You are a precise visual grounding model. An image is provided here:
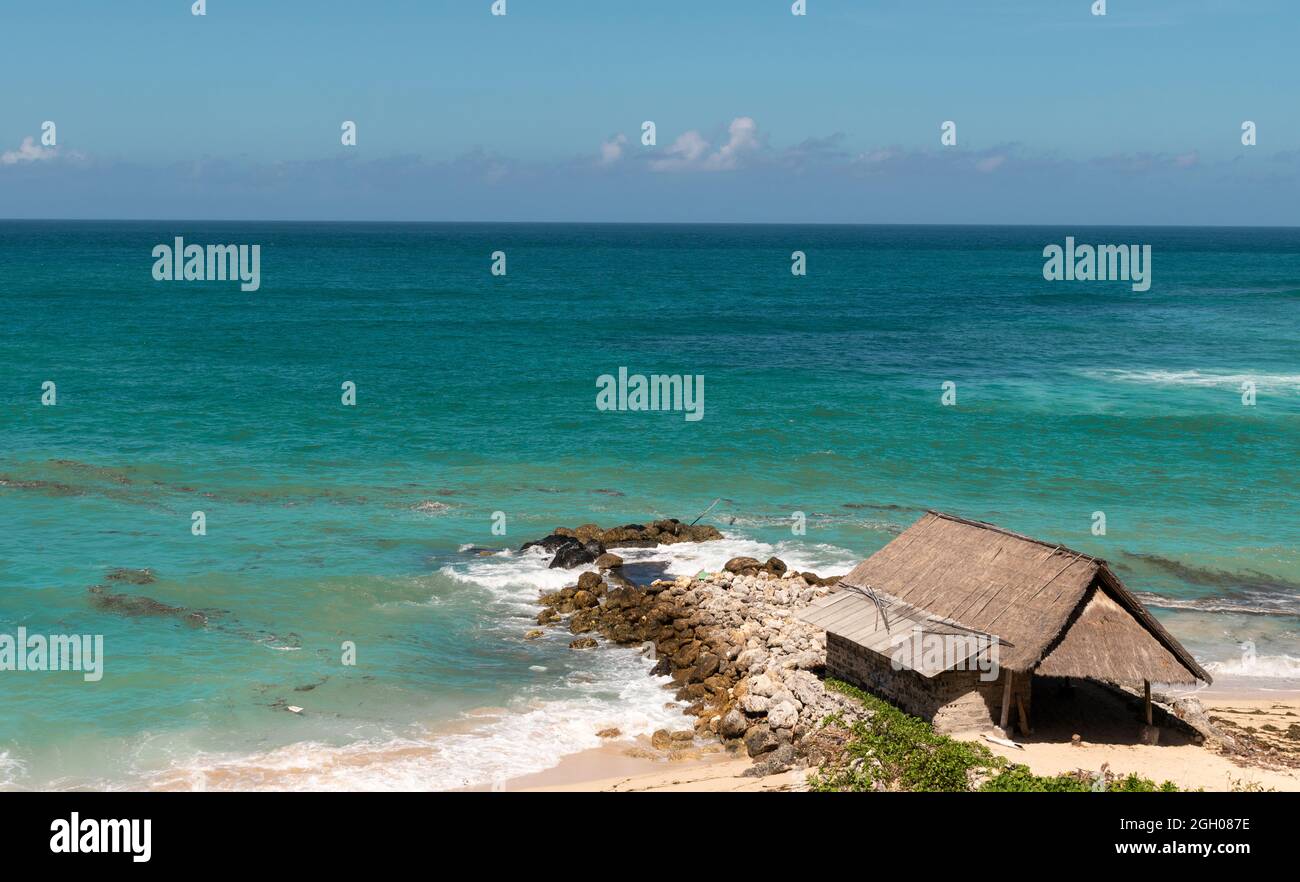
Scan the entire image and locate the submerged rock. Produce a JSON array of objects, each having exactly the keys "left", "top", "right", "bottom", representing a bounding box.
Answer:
[
  {"left": 104, "top": 567, "right": 157, "bottom": 585},
  {"left": 88, "top": 585, "right": 207, "bottom": 627}
]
